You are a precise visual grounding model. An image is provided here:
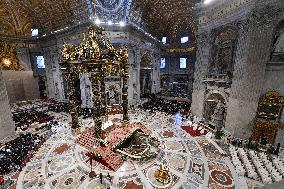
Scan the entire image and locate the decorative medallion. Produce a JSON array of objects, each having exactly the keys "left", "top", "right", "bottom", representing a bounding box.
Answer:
[
  {"left": 53, "top": 144, "right": 70, "bottom": 155},
  {"left": 64, "top": 177, "right": 73, "bottom": 186},
  {"left": 162, "top": 130, "right": 175, "bottom": 138},
  {"left": 210, "top": 170, "right": 233, "bottom": 187},
  {"left": 97, "top": 0, "right": 124, "bottom": 11},
  {"left": 123, "top": 180, "right": 143, "bottom": 189}
]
